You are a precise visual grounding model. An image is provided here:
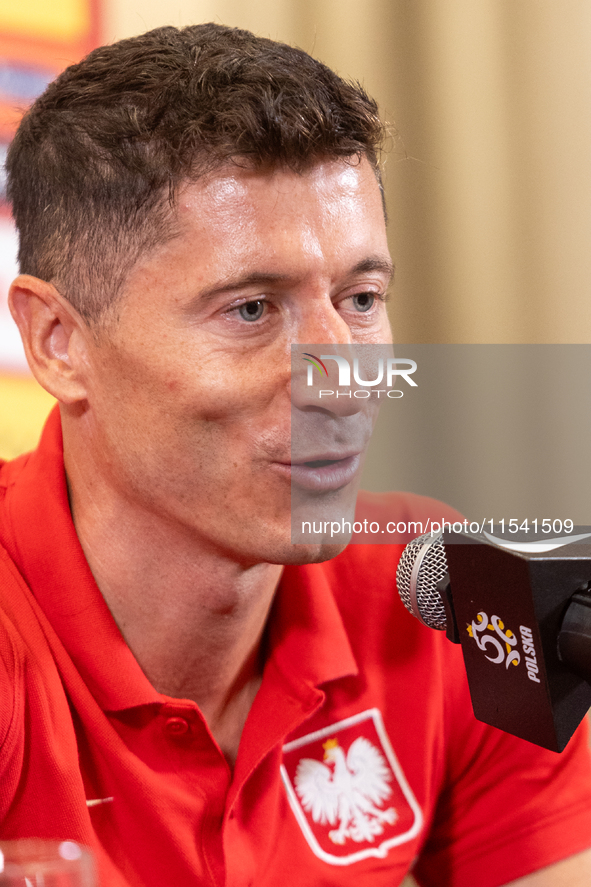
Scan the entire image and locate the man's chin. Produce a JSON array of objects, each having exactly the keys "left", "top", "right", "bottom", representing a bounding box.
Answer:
[{"left": 270, "top": 539, "right": 350, "bottom": 566}]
